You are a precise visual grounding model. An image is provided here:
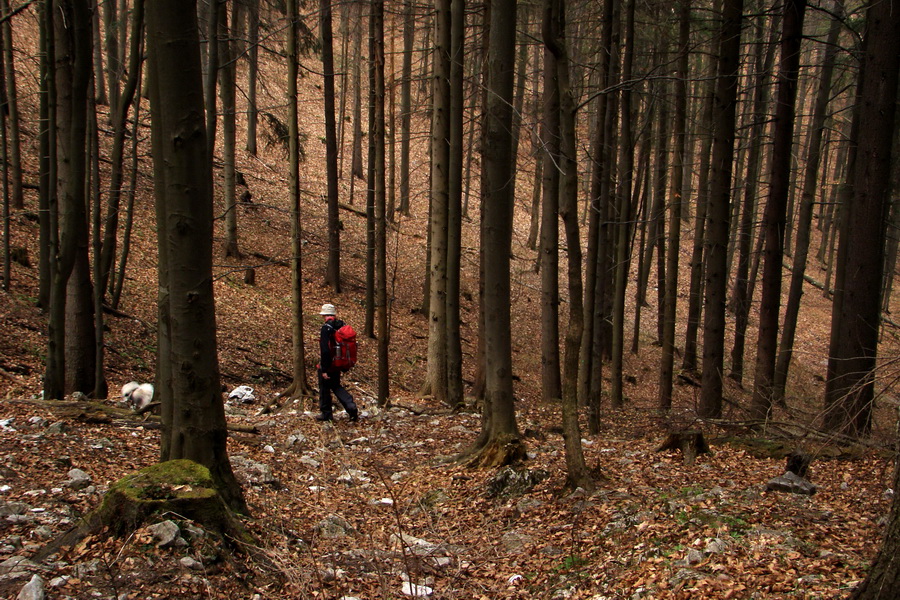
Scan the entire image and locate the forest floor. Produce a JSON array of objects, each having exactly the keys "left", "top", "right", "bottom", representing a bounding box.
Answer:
[{"left": 0, "top": 5, "right": 898, "bottom": 597}]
